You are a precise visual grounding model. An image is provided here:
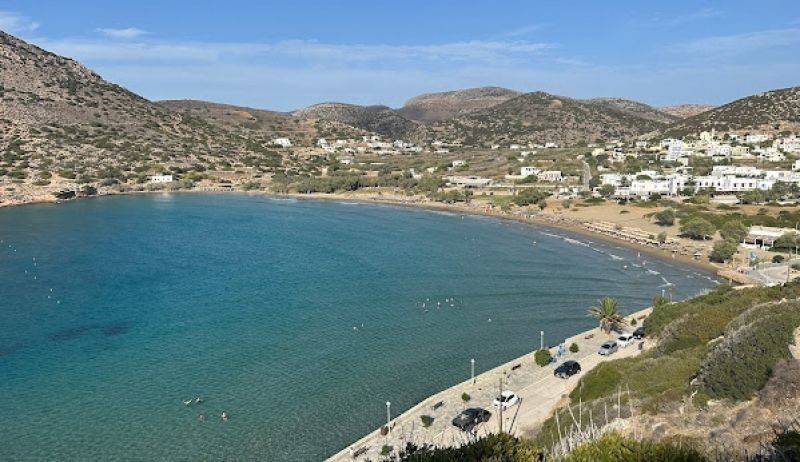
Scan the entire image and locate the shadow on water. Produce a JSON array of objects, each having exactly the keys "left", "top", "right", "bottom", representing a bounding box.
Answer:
[{"left": 48, "top": 320, "right": 134, "bottom": 342}]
